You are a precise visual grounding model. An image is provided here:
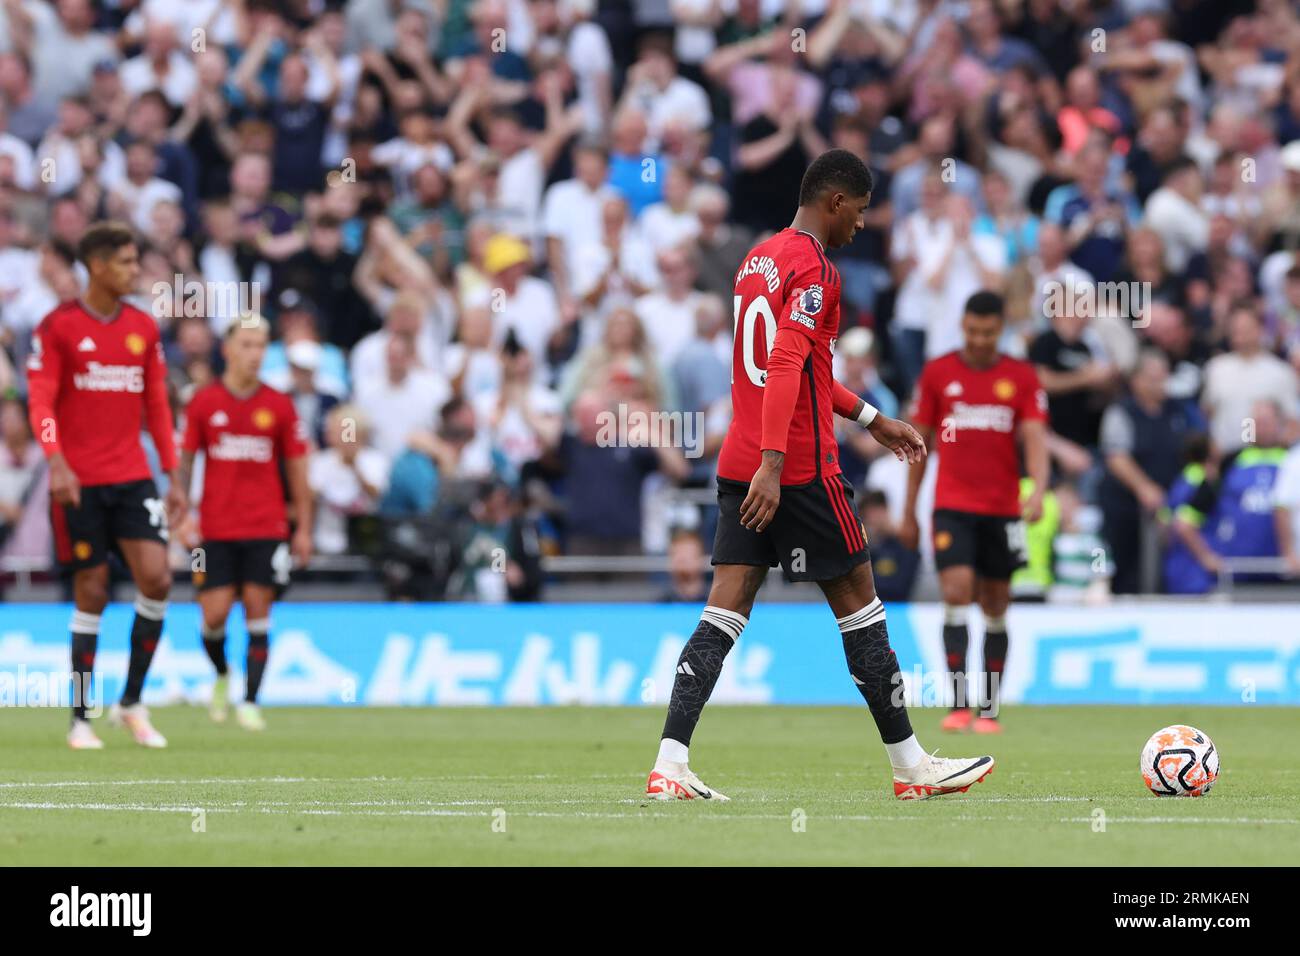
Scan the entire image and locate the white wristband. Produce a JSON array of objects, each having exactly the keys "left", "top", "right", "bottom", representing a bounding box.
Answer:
[{"left": 856, "top": 402, "right": 879, "bottom": 427}]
